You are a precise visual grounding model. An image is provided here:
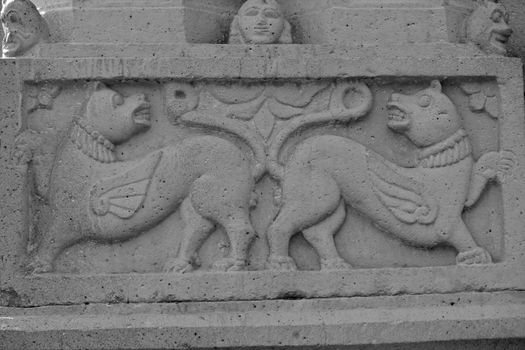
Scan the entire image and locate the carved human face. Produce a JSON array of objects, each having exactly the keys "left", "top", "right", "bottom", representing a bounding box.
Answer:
[
  {"left": 1, "top": 0, "right": 48, "bottom": 57},
  {"left": 86, "top": 83, "right": 152, "bottom": 144},
  {"left": 466, "top": 0, "right": 512, "bottom": 55},
  {"left": 238, "top": 0, "right": 285, "bottom": 44},
  {"left": 387, "top": 81, "right": 462, "bottom": 147}
]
